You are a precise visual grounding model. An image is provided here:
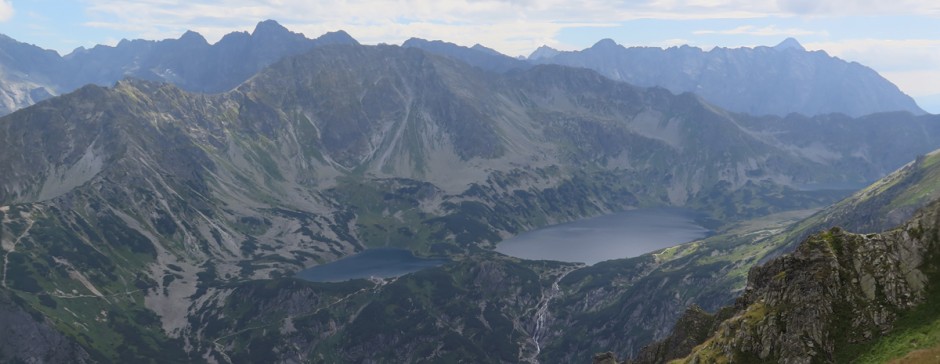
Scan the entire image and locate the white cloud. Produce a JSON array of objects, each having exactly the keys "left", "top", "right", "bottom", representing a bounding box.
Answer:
[
  {"left": 78, "top": 1, "right": 940, "bottom": 55},
  {"left": 774, "top": 0, "right": 940, "bottom": 16},
  {"left": 805, "top": 39, "right": 940, "bottom": 97},
  {"left": 81, "top": 0, "right": 639, "bottom": 55},
  {"left": 883, "top": 70, "right": 940, "bottom": 98},
  {"left": 805, "top": 39, "right": 940, "bottom": 73},
  {"left": 0, "top": 0, "right": 13, "bottom": 22},
  {"left": 694, "top": 25, "right": 825, "bottom": 36},
  {"left": 77, "top": 1, "right": 940, "bottom": 56},
  {"left": 659, "top": 38, "right": 695, "bottom": 48}
]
